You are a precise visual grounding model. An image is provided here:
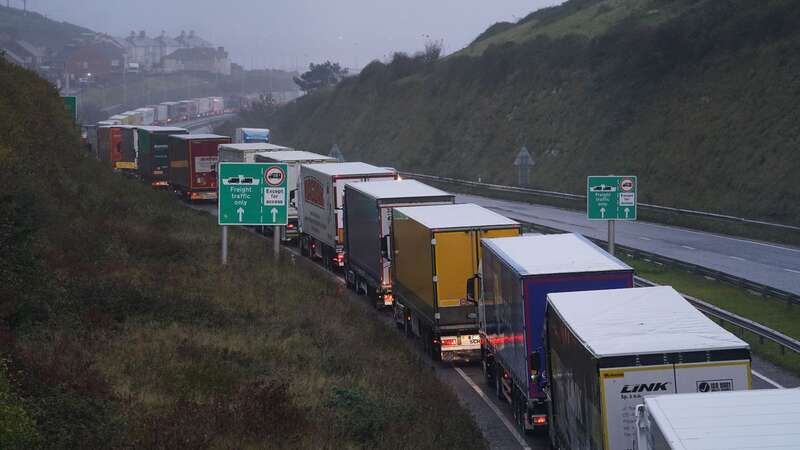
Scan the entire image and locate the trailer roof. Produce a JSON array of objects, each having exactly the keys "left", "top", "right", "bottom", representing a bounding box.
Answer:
[
  {"left": 218, "top": 143, "right": 292, "bottom": 151},
  {"left": 642, "top": 389, "right": 800, "bottom": 450},
  {"left": 548, "top": 286, "right": 748, "bottom": 357},
  {"left": 171, "top": 134, "right": 229, "bottom": 140},
  {"left": 483, "top": 233, "right": 631, "bottom": 276},
  {"left": 394, "top": 203, "right": 519, "bottom": 230},
  {"left": 255, "top": 150, "right": 335, "bottom": 162},
  {"left": 346, "top": 179, "right": 451, "bottom": 200},
  {"left": 302, "top": 162, "right": 396, "bottom": 177},
  {"left": 137, "top": 126, "right": 187, "bottom": 132}
]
